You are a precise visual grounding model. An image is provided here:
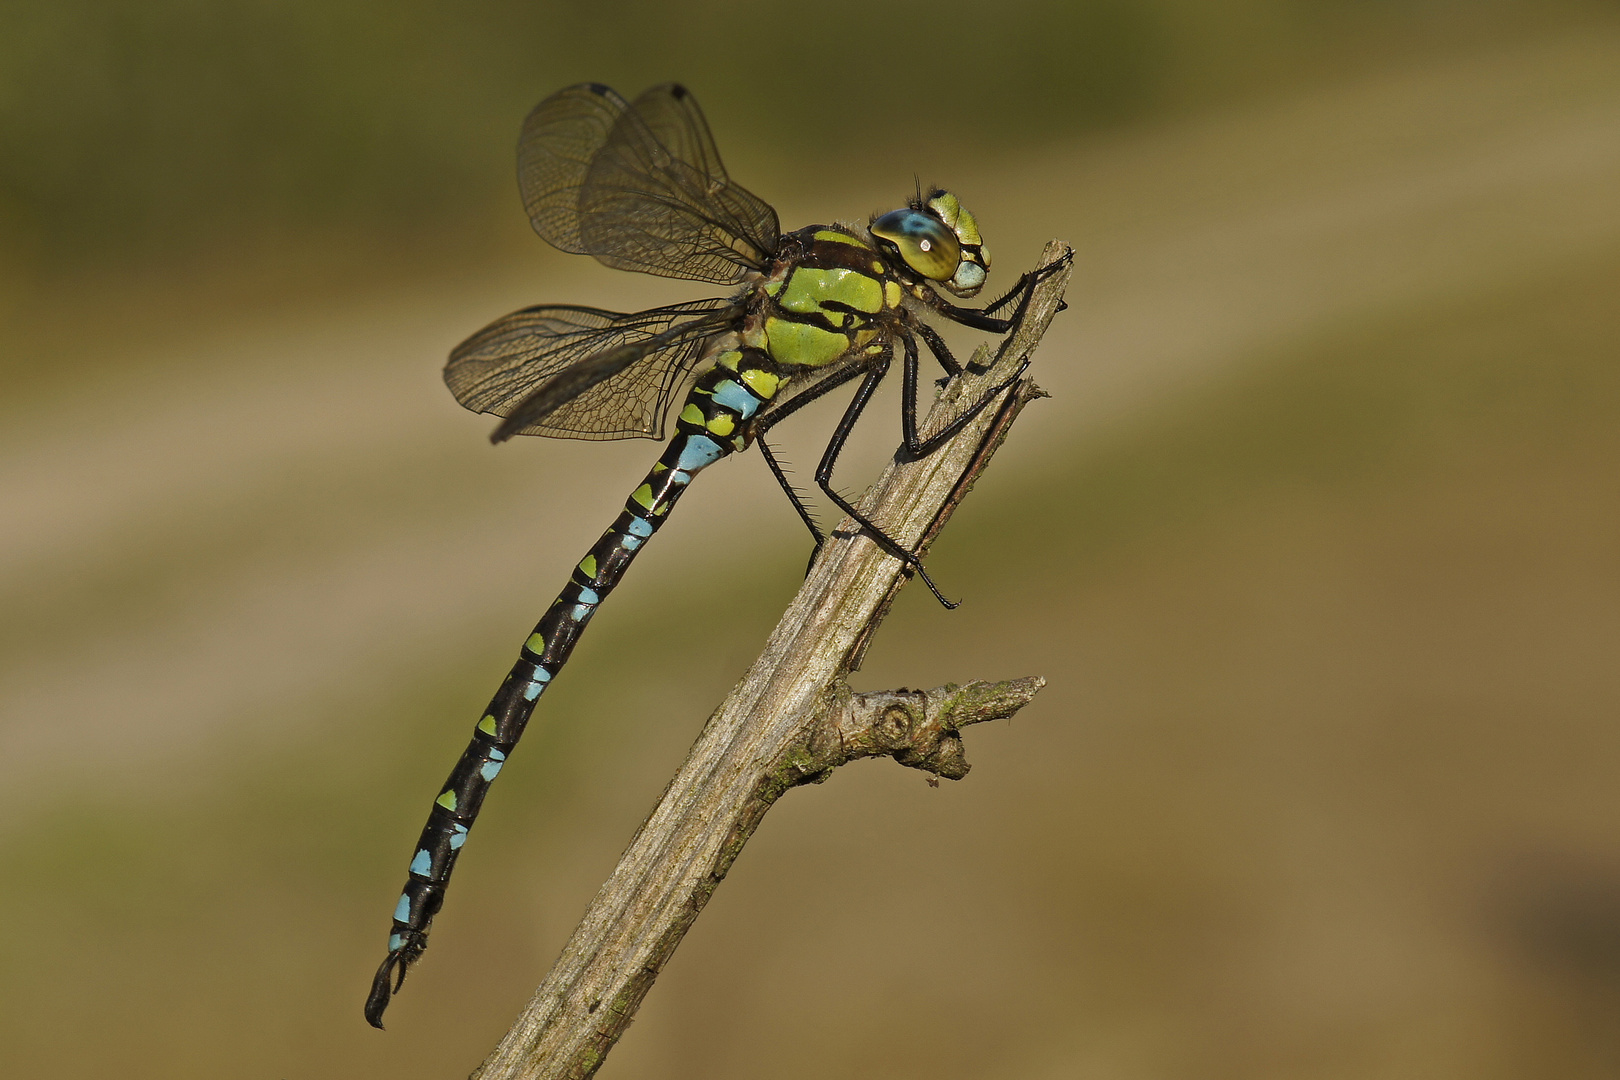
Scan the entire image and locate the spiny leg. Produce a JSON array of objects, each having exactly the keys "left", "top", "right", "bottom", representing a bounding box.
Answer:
[
  {"left": 809, "top": 348, "right": 960, "bottom": 608},
  {"left": 909, "top": 319, "right": 965, "bottom": 378},
  {"left": 983, "top": 248, "right": 1074, "bottom": 315},
  {"left": 751, "top": 358, "right": 877, "bottom": 552},
  {"left": 978, "top": 264, "right": 1048, "bottom": 317},
  {"left": 898, "top": 328, "right": 1033, "bottom": 458},
  {"left": 757, "top": 436, "right": 822, "bottom": 551},
  {"left": 909, "top": 316, "right": 1034, "bottom": 390},
  {"left": 758, "top": 337, "right": 1034, "bottom": 603},
  {"left": 921, "top": 247, "right": 1073, "bottom": 335}
]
